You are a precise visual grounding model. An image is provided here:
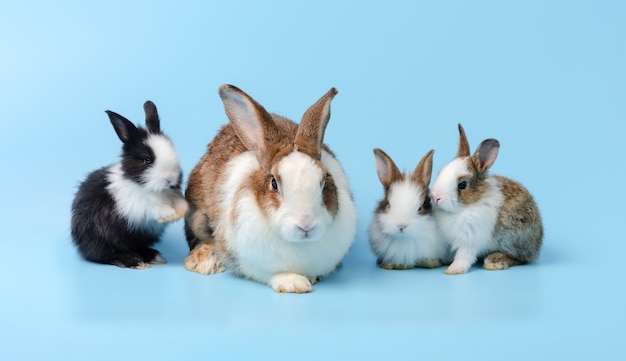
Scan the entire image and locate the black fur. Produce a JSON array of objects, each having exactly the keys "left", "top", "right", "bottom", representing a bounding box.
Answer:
[
  {"left": 70, "top": 103, "right": 171, "bottom": 268},
  {"left": 71, "top": 167, "right": 165, "bottom": 267}
]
